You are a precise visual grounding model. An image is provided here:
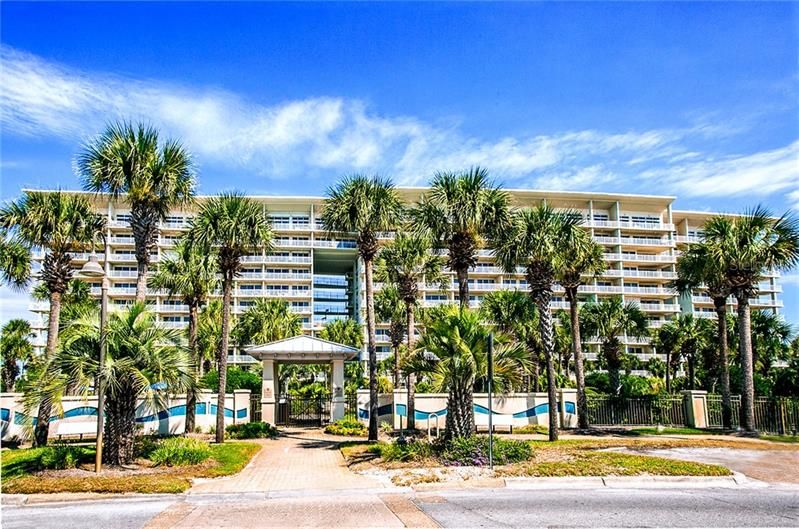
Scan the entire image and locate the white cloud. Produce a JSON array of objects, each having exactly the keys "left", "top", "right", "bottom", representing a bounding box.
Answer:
[{"left": 1, "top": 44, "right": 797, "bottom": 204}]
